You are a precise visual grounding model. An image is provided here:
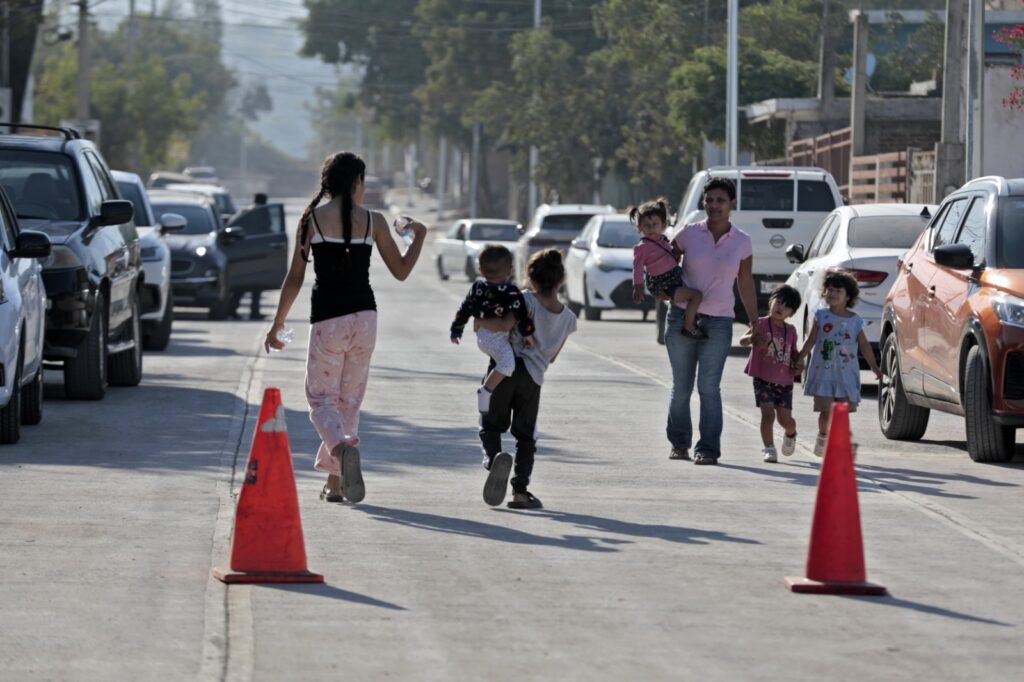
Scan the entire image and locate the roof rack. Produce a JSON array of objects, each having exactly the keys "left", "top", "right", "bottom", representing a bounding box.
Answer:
[{"left": 0, "top": 123, "right": 81, "bottom": 141}]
